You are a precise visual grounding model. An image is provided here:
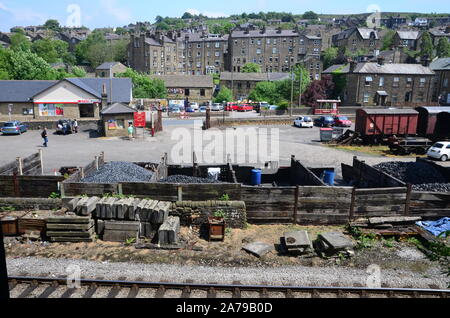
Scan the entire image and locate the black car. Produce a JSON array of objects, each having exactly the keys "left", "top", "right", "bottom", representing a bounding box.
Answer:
[
  {"left": 314, "top": 116, "right": 335, "bottom": 128},
  {"left": 56, "top": 119, "right": 74, "bottom": 135}
]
